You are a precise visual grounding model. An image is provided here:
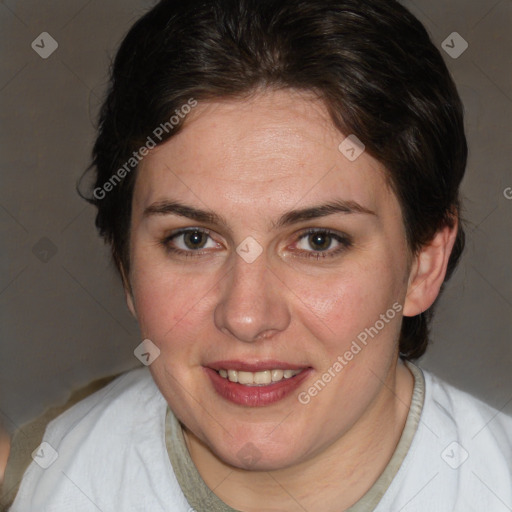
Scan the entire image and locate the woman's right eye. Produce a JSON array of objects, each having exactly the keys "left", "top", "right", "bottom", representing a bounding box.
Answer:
[{"left": 162, "top": 228, "right": 221, "bottom": 257}]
